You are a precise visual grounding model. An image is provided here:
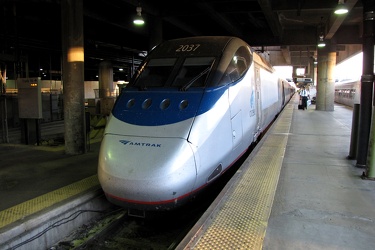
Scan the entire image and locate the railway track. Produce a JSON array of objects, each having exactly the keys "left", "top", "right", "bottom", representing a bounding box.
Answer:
[{"left": 51, "top": 200, "right": 208, "bottom": 250}]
